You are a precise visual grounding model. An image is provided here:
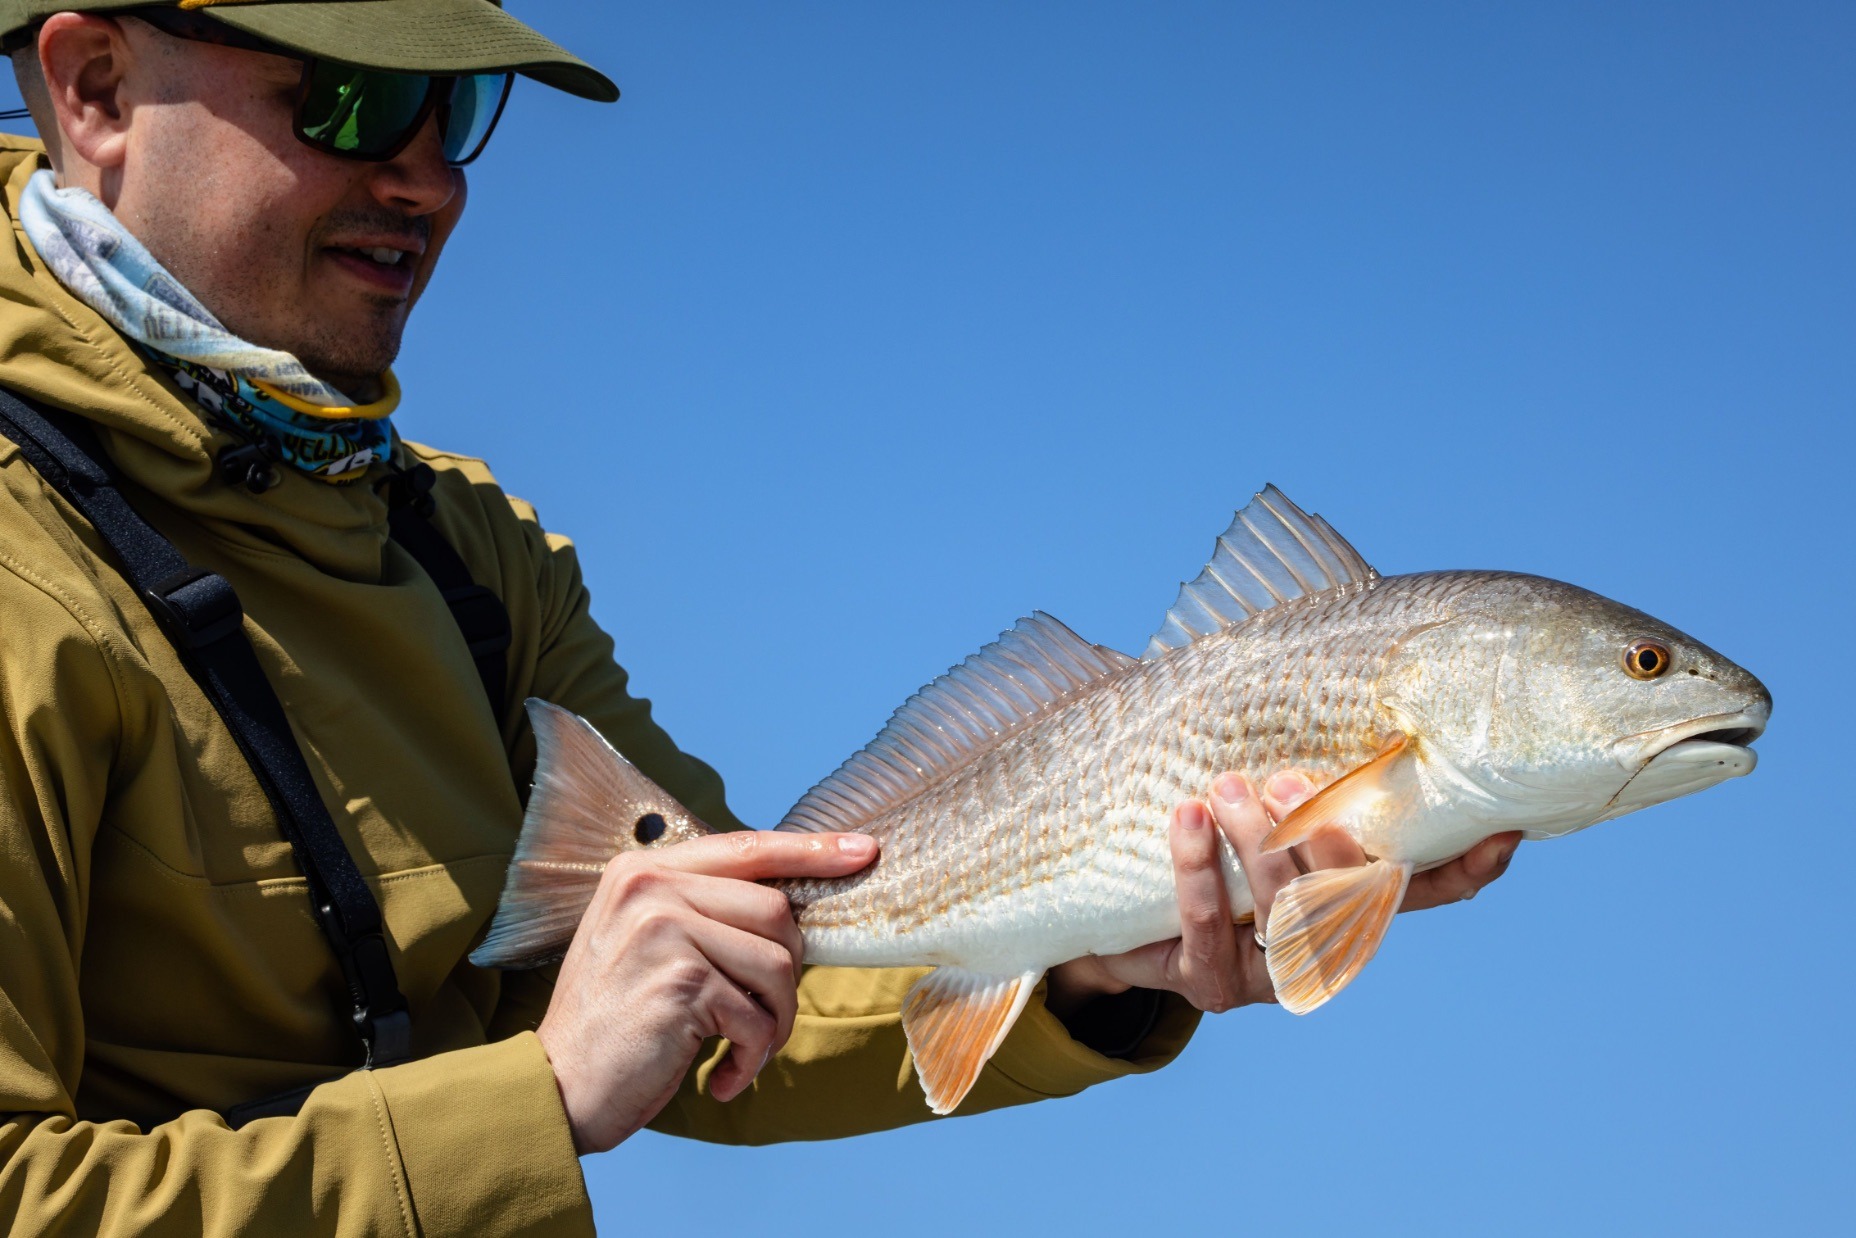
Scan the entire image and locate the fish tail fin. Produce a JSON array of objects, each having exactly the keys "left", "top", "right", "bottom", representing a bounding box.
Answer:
[{"left": 471, "top": 699, "right": 715, "bottom": 970}]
